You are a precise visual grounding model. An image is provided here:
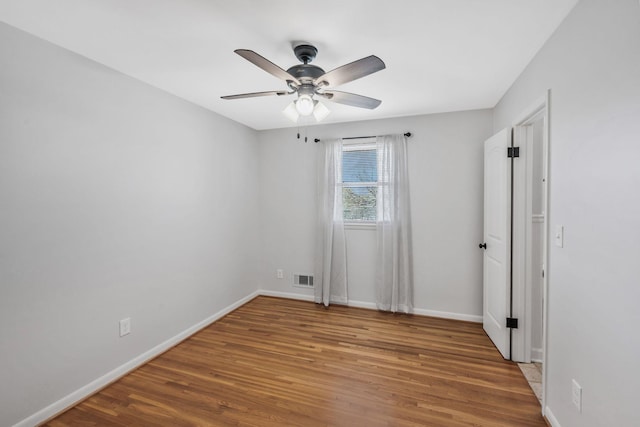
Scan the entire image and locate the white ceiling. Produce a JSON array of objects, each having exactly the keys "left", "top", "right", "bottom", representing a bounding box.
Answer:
[{"left": 0, "top": 0, "right": 578, "bottom": 130}]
